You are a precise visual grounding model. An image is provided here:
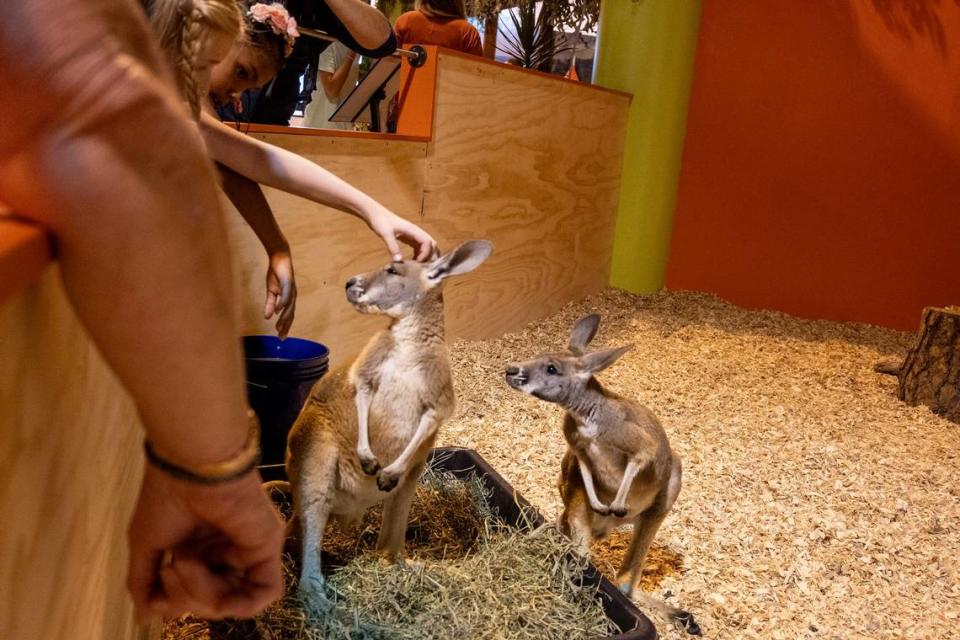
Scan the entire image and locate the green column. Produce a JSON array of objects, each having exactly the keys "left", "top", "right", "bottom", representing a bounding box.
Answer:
[{"left": 594, "top": 0, "right": 702, "bottom": 292}]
